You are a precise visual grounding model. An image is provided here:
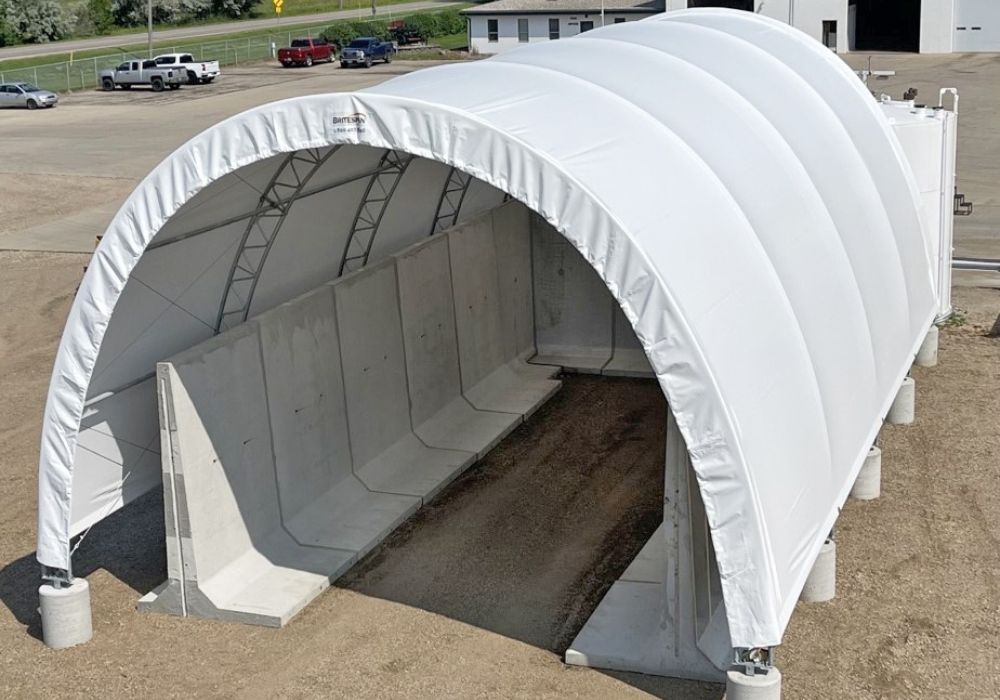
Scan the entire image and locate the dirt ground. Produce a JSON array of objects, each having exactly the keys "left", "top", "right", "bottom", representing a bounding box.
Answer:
[
  {"left": 2, "top": 51, "right": 1000, "bottom": 699},
  {"left": 0, "top": 255, "right": 998, "bottom": 699}
]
